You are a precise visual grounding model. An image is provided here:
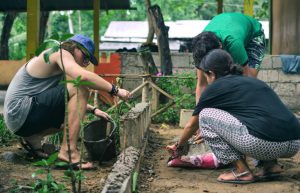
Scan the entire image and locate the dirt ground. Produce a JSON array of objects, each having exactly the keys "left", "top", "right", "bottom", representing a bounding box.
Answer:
[
  {"left": 1, "top": 124, "right": 300, "bottom": 193},
  {"left": 0, "top": 142, "right": 114, "bottom": 193},
  {"left": 139, "top": 124, "right": 300, "bottom": 193}
]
